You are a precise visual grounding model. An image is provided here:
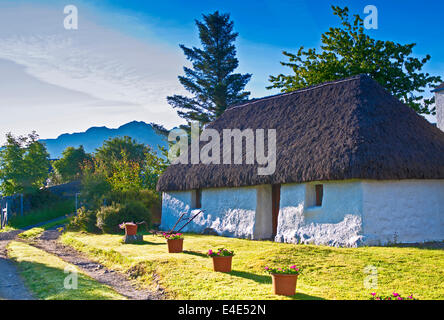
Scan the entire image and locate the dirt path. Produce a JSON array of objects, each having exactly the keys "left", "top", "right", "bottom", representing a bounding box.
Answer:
[
  {"left": 30, "top": 230, "right": 164, "bottom": 300},
  {"left": 0, "top": 230, "right": 34, "bottom": 300}
]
